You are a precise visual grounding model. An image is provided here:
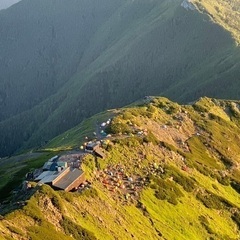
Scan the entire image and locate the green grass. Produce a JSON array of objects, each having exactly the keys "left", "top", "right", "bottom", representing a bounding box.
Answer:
[
  {"left": 0, "top": 152, "right": 56, "bottom": 201},
  {"left": 60, "top": 216, "right": 96, "bottom": 240},
  {"left": 1, "top": 97, "right": 240, "bottom": 239},
  {"left": 186, "top": 136, "right": 223, "bottom": 169},
  {"left": 193, "top": 0, "right": 240, "bottom": 44},
  {"left": 45, "top": 110, "right": 115, "bottom": 150},
  {"left": 141, "top": 188, "right": 238, "bottom": 240}
]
